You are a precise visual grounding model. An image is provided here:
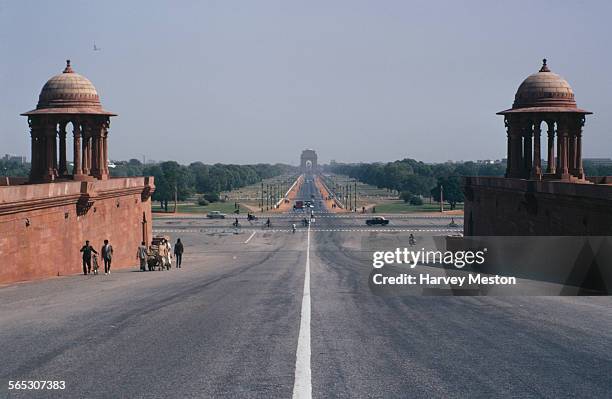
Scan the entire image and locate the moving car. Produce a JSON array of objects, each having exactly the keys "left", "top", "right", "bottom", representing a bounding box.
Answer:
[
  {"left": 206, "top": 211, "right": 226, "bottom": 219},
  {"left": 366, "top": 216, "right": 389, "bottom": 226},
  {"left": 294, "top": 200, "right": 304, "bottom": 210}
]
